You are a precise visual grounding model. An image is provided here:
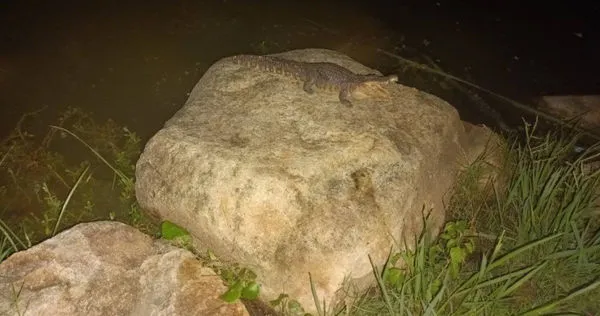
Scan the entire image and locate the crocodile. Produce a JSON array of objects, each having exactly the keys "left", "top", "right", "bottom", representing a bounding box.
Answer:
[{"left": 230, "top": 54, "right": 398, "bottom": 106}]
